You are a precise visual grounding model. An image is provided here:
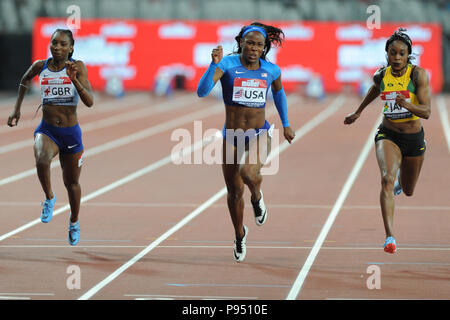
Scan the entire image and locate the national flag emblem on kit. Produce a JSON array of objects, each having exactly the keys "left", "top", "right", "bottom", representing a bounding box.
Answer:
[
  {"left": 380, "top": 90, "right": 412, "bottom": 119},
  {"left": 232, "top": 78, "right": 267, "bottom": 107}
]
